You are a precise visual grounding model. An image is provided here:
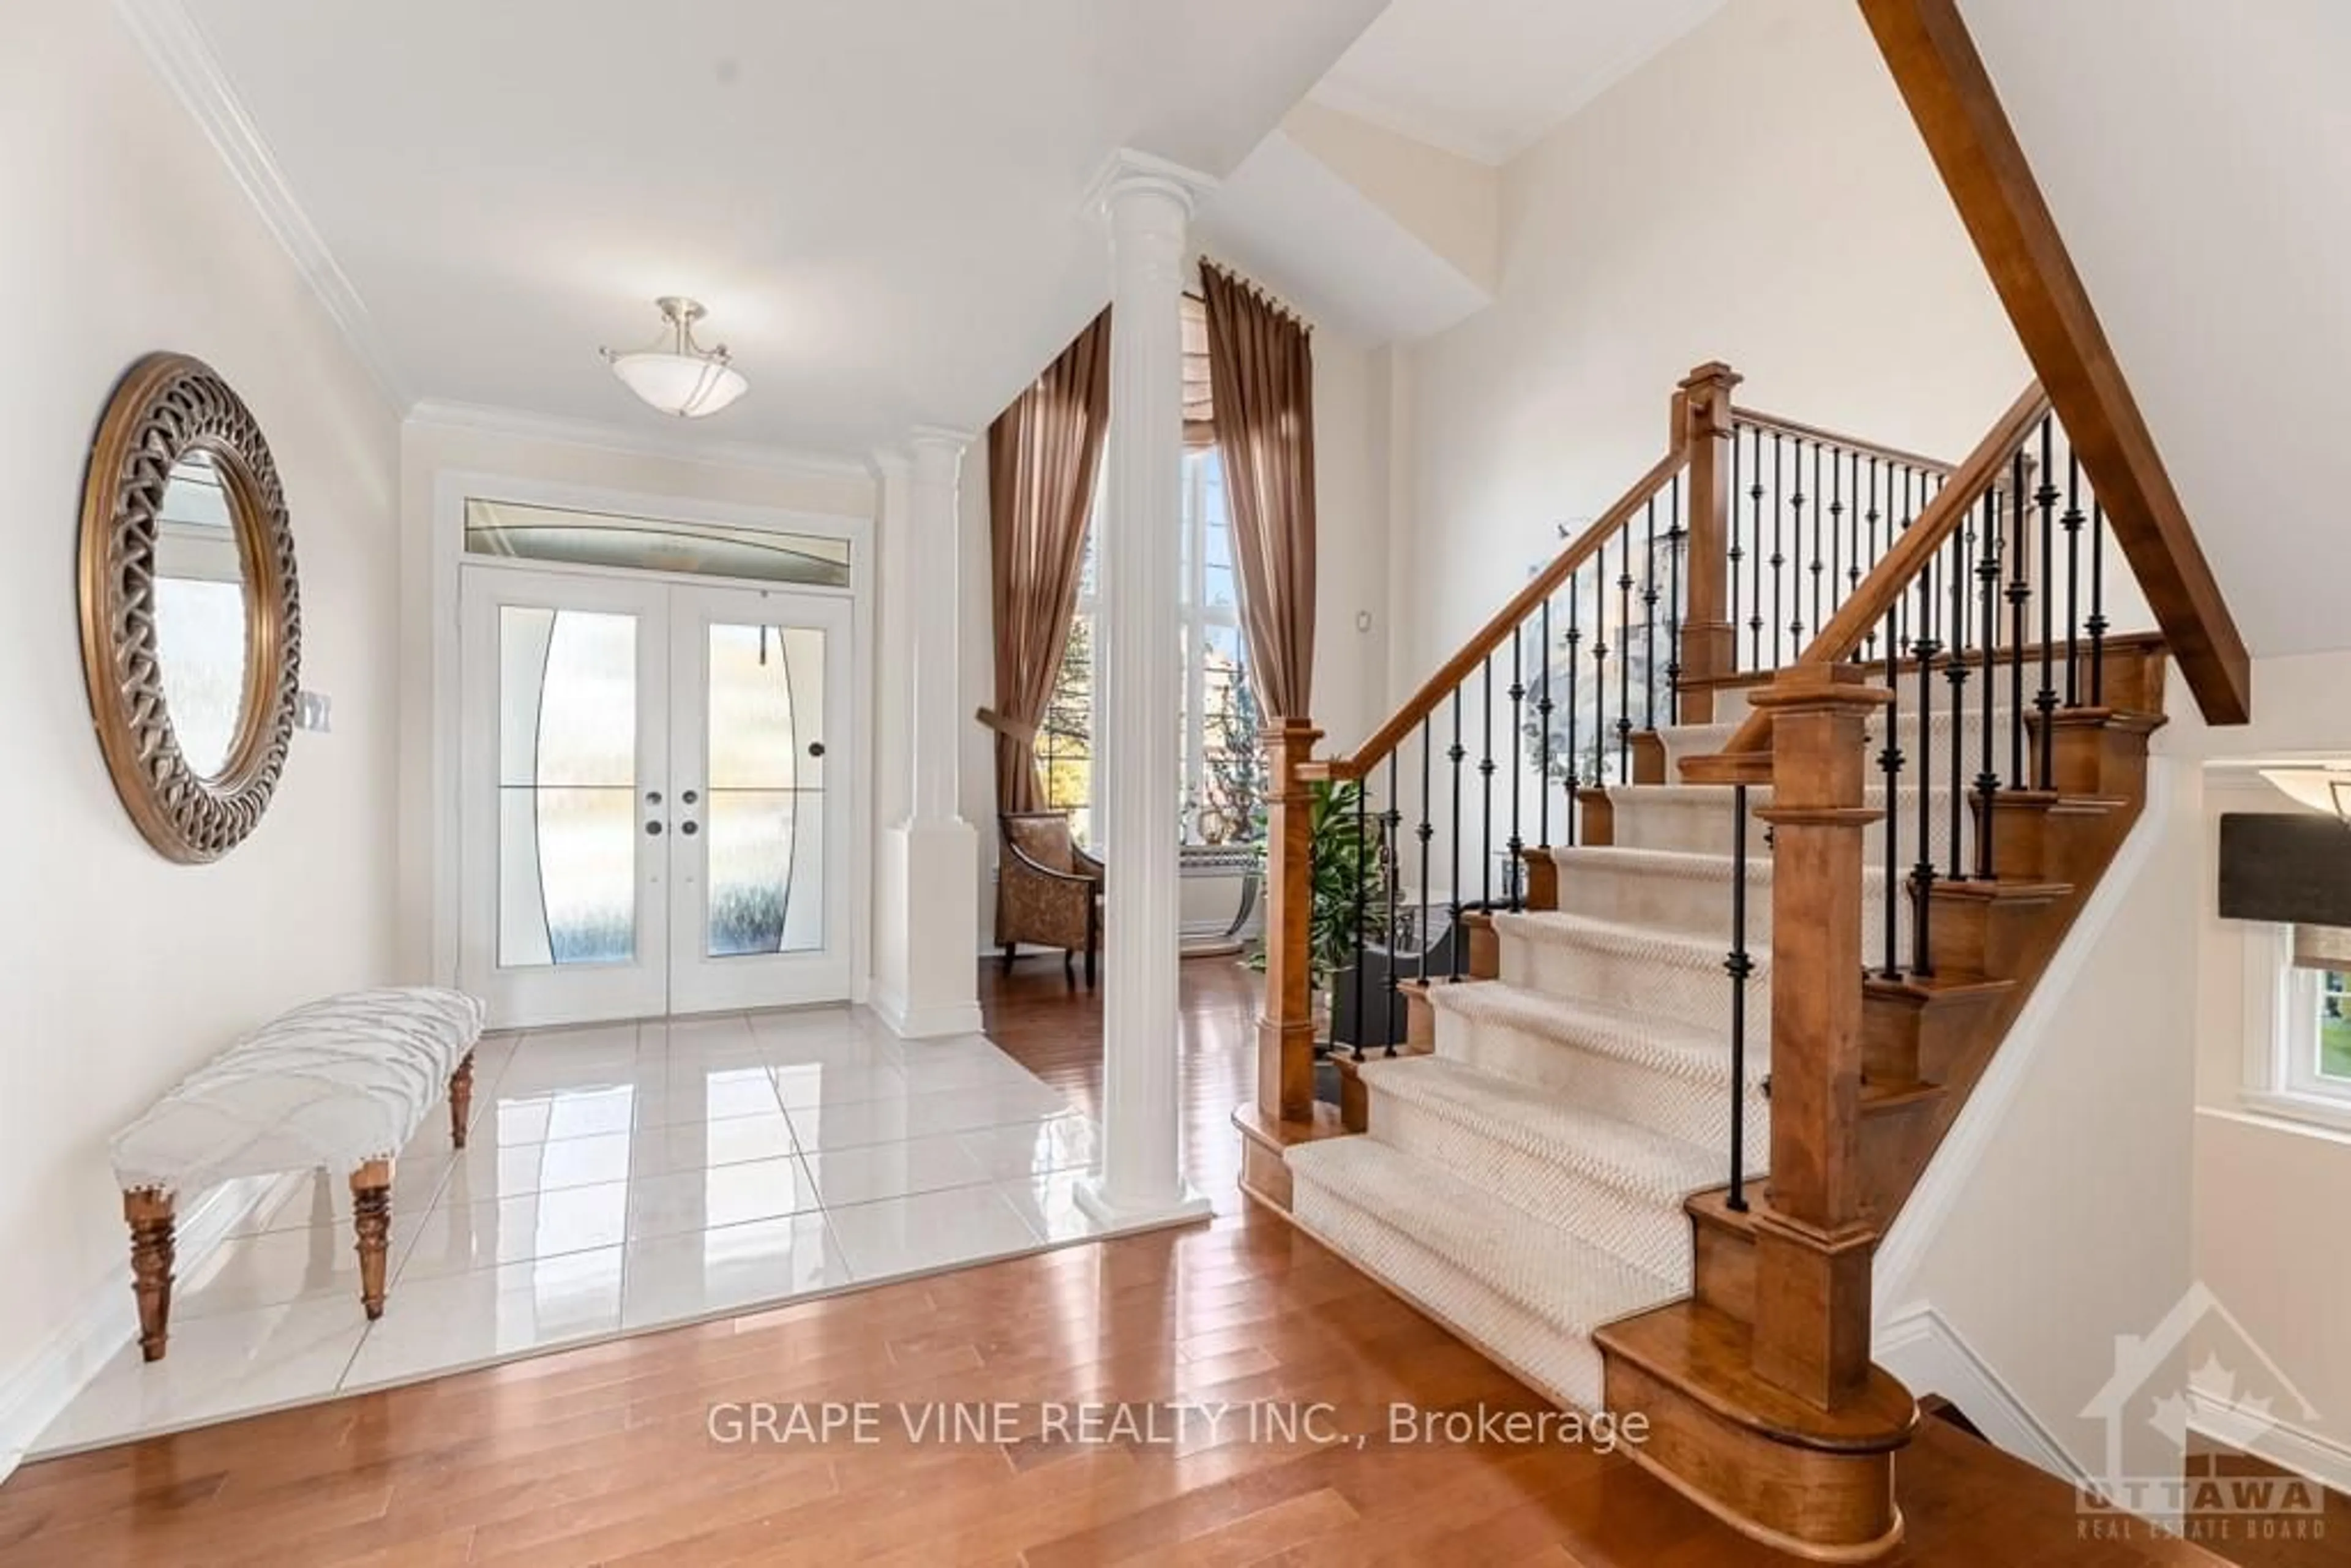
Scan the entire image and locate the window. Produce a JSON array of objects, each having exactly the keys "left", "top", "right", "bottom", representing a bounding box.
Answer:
[
  {"left": 2244, "top": 922, "right": 2351, "bottom": 1127},
  {"left": 1042, "top": 446, "right": 1265, "bottom": 848}
]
